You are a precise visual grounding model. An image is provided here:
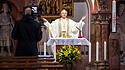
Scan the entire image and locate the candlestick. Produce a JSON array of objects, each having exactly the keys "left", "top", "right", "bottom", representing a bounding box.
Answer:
[
  {"left": 112, "top": 0, "right": 116, "bottom": 32},
  {"left": 89, "top": 42, "right": 91, "bottom": 63},
  {"left": 44, "top": 42, "right": 46, "bottom": 56},
  {"left": 54, "top": 42, "right": 56, "bottom": 62},
  {"left": 96, "top": 41, "right": 99, "bottom": 62},
  {"left": 104, "top": 41, "right": 107, "bottom": 60}
]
